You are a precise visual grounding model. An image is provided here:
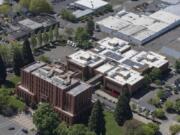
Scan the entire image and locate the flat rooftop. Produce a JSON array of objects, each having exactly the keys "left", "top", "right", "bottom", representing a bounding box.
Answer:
[
  {"left": 18, "top": 19, "right": 43, "bottom": 30},
  {"left": 24, "top": 62, "right": 91, "bottom": 96},
  {"left": 131, "top": 51, "right": 169, "bottom": 69},
  {"left": 67, "top": 50, "right": 106, "bottom": 68},
  {"left": 97, "top": 37, "right": 131, "bottom": 53},
  {"left": 67, "top": 82, "right": 91, "bottom": 96},
  {"left": 96, "top": 9, "right": 180, "bottom": 44},
  {"left": 98, "top": 62, "right": 144, "bottom": 86},
  {"left": 74, "top": 0, "right": 108, "bottom": 10}
]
